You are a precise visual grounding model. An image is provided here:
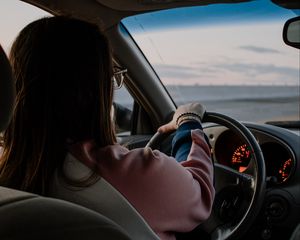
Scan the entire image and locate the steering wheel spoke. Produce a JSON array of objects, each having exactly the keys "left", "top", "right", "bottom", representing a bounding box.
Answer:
[{"left": 214, "top": 163, "right": 255, "bottom": 193}]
